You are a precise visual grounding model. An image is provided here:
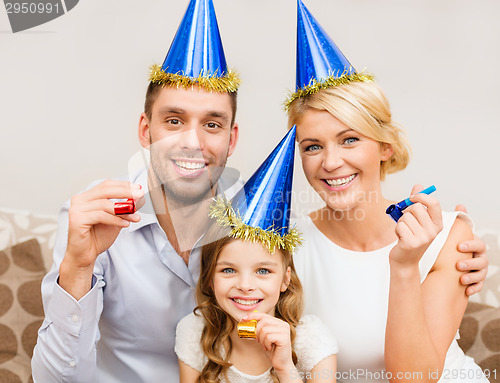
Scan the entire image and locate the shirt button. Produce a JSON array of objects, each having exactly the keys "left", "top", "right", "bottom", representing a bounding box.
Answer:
[
  {"left": 71, "top": 315, "right": 79, "bottom": 322},
  {"left": 69, "top": 360, "right": 76, "bottom": 367}
]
